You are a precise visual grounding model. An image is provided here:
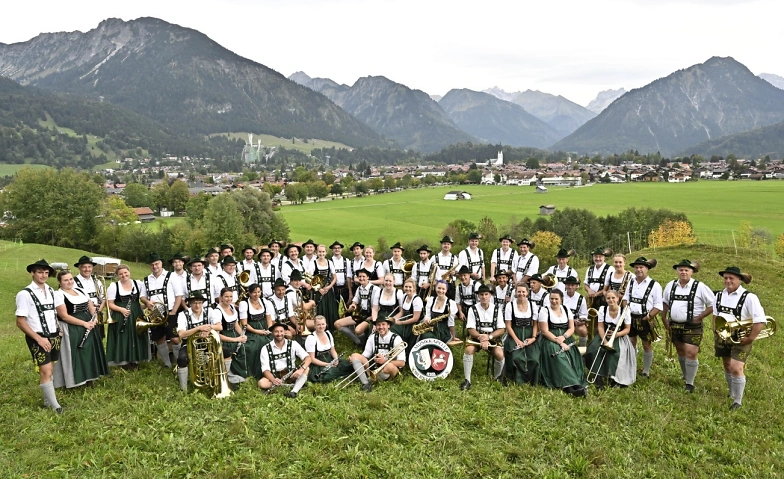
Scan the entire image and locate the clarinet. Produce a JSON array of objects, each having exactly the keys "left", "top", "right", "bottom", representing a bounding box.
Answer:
[
  {"left": 550, "top": 339, "right": 576, "bottom": 357},
  {"left": 233, "top": 325, "right": 247, "bottom": 357},
  {"left": 77, "top": 312, "right": 98, "bottom": 349},
  {"left": 265, "top": 367, "right": 299, "bottom": 394},
  {"left": 315, "top": 352, "right": 345, "bottom": 381}
]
